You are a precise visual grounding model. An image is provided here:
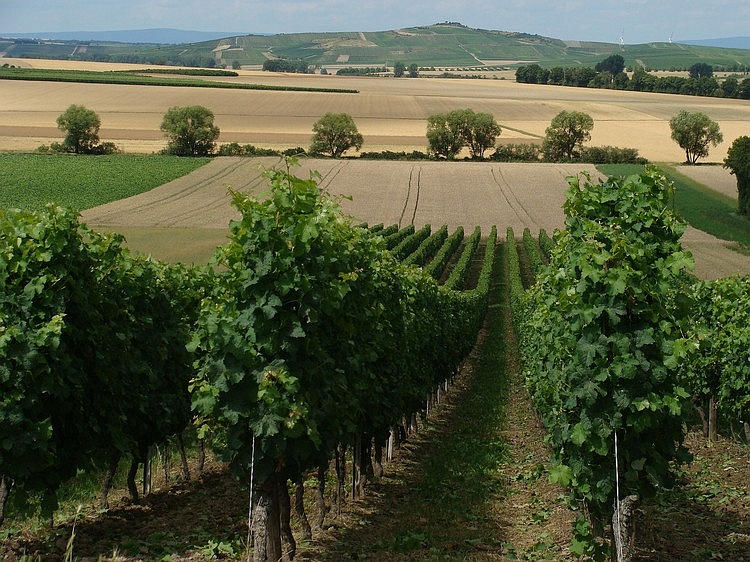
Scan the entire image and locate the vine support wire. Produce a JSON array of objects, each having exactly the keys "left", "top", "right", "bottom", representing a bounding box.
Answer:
[
  {"left": 245, "top": 435, "right": 256, "bottom": 562},
  {"left": 613, "top": 430, "right": 624, "bottom": 562}
]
